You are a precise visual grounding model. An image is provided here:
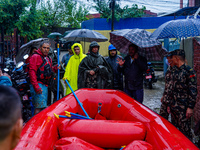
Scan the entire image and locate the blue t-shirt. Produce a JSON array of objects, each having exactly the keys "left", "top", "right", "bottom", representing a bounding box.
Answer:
[{"left": 61, "top": 53, "right": 73, "bottom": 67}]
